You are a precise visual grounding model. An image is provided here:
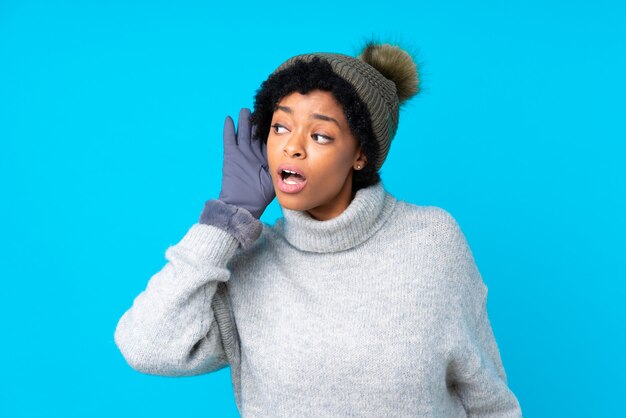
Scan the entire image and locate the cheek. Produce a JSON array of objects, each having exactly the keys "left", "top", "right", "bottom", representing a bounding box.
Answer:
[
  {"left": 332, "top": 147, "right": 358, "bottom": 170},
  {"left": 266, "top": 136, "right": 277, "bottom": 160},
  {"left": 315, "top": 151, "right": 354, "bottom": 181},
  {"left": 266, "top": 138, "right": 280, "bottom": 177}
]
